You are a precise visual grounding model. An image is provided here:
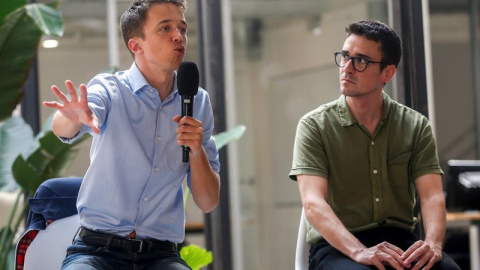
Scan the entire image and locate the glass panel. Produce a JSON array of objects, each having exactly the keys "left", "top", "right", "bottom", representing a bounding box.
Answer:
[
  {"left": 227, "top": 0, "right": 389, "bottom": 268},
  {"left": 428, "top": 0, "right": 477, "bottom": 171}
]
